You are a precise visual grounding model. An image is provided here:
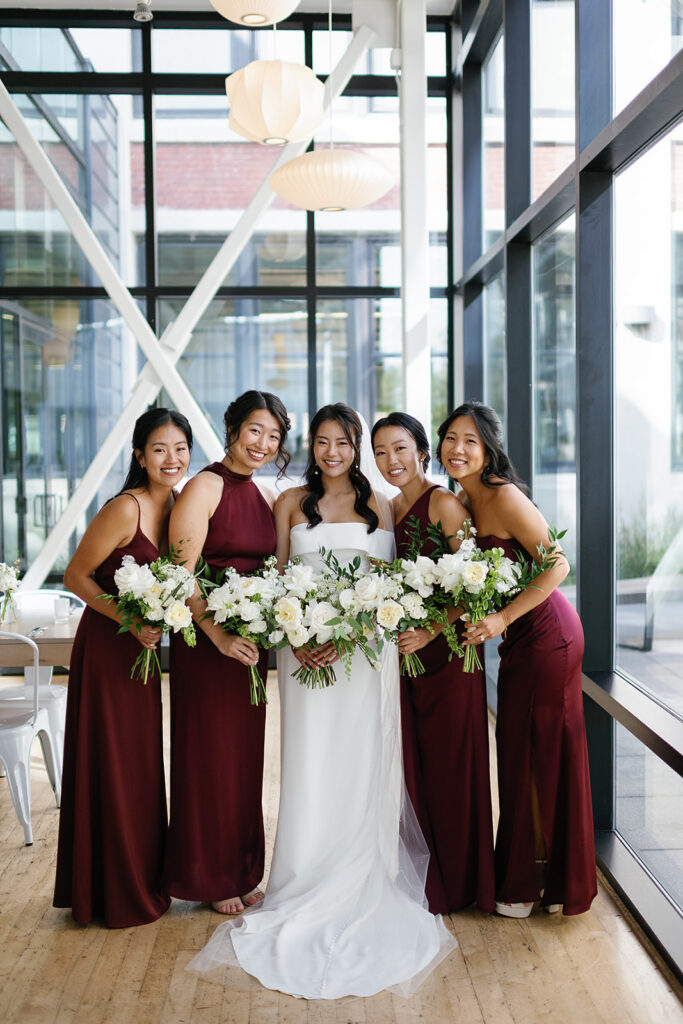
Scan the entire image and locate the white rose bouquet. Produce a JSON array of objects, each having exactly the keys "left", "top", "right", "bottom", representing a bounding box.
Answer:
[
  {"left": 203, "top": 555, "right": 285, "bottom": 706},
  {"left": 433, "top": 519, "right": 565, "bottom": 672},
  {"left": 0, "top": 560, "right": 20, "bottom": 623},
  {"left": 102, "top": 547, "right": 198, "bottom": 684}
]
